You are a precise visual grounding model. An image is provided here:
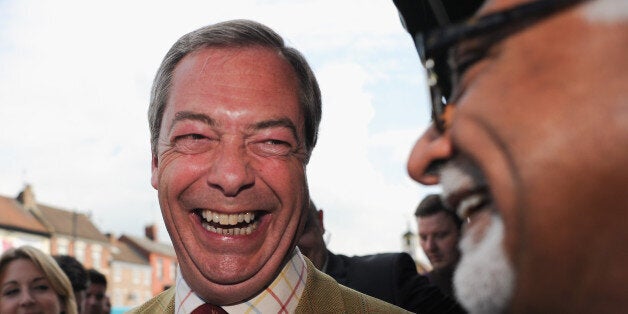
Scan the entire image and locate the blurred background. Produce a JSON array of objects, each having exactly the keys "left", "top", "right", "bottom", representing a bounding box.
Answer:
[{"left": 0, "top": 0, "right": 438, "bottom": 311}]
